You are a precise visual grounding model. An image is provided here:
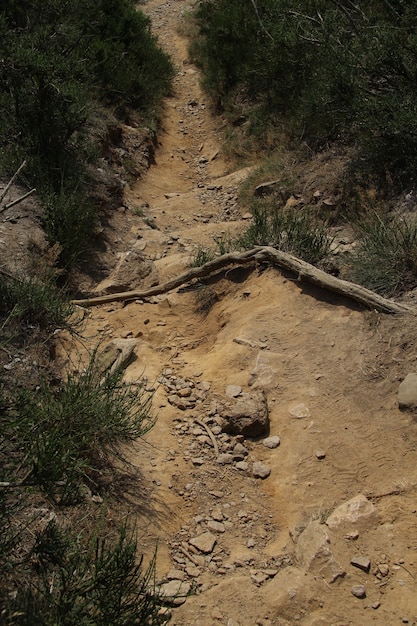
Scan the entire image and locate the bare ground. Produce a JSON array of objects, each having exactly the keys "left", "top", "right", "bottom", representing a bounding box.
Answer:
[{"left": 52, "top": 0, "right": 417, "bottom": 623}]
